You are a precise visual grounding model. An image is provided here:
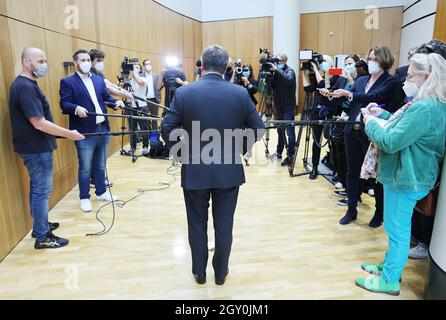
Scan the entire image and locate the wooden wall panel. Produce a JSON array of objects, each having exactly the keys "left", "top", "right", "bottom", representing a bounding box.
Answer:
[
  {"left": 298, "top": 7, "right": 403, "bottom": 110},
  {"left": 234, "top": 19, "right": 260, "bottom": 58},
  {"left": 203, "top": 20, "right": 236, "bottom": 57},
  {"left": 371, "top": 6, "right": 403, "bottom": 54},
  {"left": 0, "top": 15, "right": 30, "bottom": 262},
  {"left": 300, "top": 14, "right": 318, "bottom": 51},
  {"left": 0, "top": 0, "right": 203, "bottom": 262},
  {"left": 434, "top": 0, "right": 446, "bottom": 42},
  {"left": 41, "top": 0, "right": 97, "bottom": 42},
  {"left": 0, "top": 0, "right": 6, "bottom": 15},
  {"left": 5, "top": 0, "right": 44, "bottom": 26},
  {"left": 317, "top": 12, "right": 345, "bottom": 56},
  {"left": 343, "top": 10, "right": 373, "bottom": 56}
]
